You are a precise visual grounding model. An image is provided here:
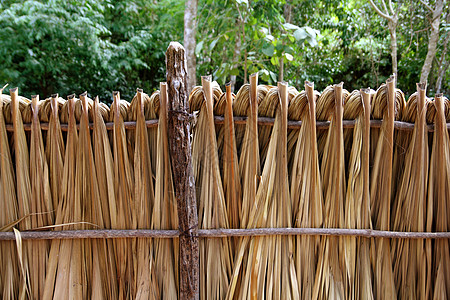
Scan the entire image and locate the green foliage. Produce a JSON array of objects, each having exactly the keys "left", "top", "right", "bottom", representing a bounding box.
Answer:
[
  {"left": 0, "top": 0, "right": 183, "bottom": 101},
  {"left": 0, "top": 0, "right": 448, "bottom": 100}
]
